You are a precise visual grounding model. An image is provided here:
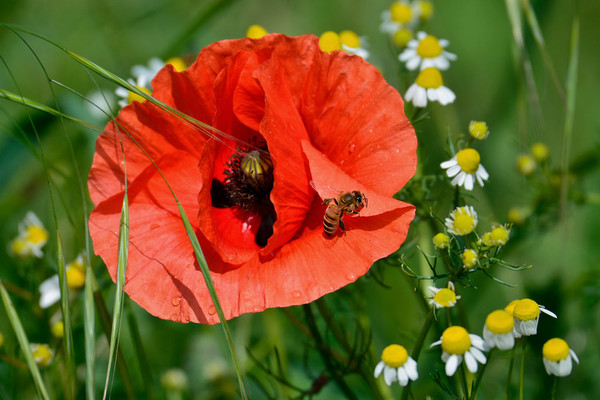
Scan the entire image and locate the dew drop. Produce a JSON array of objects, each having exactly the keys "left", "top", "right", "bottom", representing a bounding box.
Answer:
[
  {"left": 208, "top": 305, "right": 217, "bottom": 315},
  {"left": 395, "top": 148, "right": 400, "bottom": 153},
  {"left": 182, "top": 314, "right": 190, "bottom": 323},
  {"left": 348, "top": 143, "right": 356, "bottom": 154},
  {"left": 346, "top": 273, "right": 357, "bottom": 281},
  {"left": 171, "top": 296, "right": 181, "bottom": 306},
  {"left": 170, "top": 313, "right": 180, "bottom": 322},
  {"left": 292, "top": 290, "right": 302, "bottom": 298},
  {"left": 340, "top": 159, "right": 346, "bottom": 165},
  {"left": 252, "top": 307, "right": 260, "bottom": 313}
]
